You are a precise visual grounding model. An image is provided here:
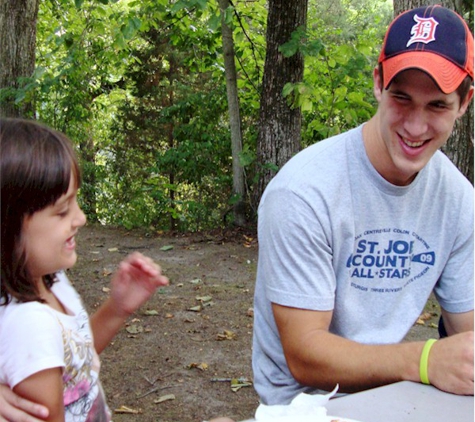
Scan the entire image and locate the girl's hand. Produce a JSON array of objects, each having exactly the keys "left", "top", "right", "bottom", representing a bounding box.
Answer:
[
  {"left": 0, "top": 383, "right": 49, "bottom": 422},
  {"left": 110, "top": 252, "right": 169, "bottom": 317},
  {"left": 91, "top": 252, "right": 169, "bottom": 354}
]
